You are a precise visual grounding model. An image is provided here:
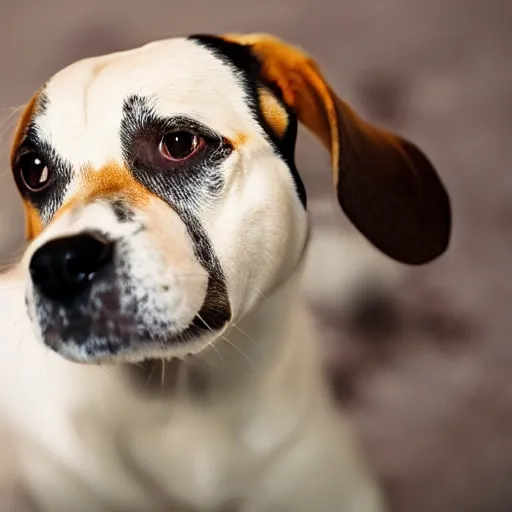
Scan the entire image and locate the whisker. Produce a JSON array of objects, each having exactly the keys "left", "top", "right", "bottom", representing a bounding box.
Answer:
[
  {"left": 0, "top": 104, "right": 24, "bottom": 114},
  {"left": 196, "top": 312, "right": 225, "bottom": 365},
  {"left": 196, "top": 312, "right": 214, "bottom": 334},
  {"left": 99, "top": 365, "right": 115, "bottom": 378},
  {"left": 220, "top": 334, "right": 254, "bottom": 370},
  {"left": 231, "top": 323, "right": 258, "bottom": 346},
  {"left": 206, "top": 337, "right": 225, "bottom": 365},
  {"left": 0, "top": 104, "right": 23, "bottom": 129},
  {"left": 0, "top": 103, "right": 34, "bottom": 186},
  {"left": 161, "top": 357, "right": 166, "bottom": 390},
  {"left": 252, "top": 288, "right": 268, "bottom": 301},
  {"left": 0, "top": 105, "right": 24, "bottom": 147},
  {"left": 144, "top": 361, "right": 158, "bottom": 389}
]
